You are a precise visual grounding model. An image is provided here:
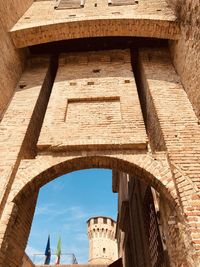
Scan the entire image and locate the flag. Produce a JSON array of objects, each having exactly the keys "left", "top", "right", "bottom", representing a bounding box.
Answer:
[
  {"left": 44, "top": 235, "right": 51, "bottom": 265},
  {"left": 55, "top": 237, "right": 61, "bottom": 265}
]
